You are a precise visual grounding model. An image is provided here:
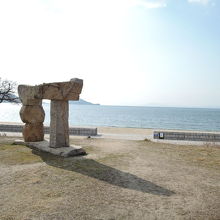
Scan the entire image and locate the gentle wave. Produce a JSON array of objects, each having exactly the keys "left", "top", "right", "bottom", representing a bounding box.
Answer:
[{"left": 0, "top": 103, "right": 220, "bottom": 131}]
